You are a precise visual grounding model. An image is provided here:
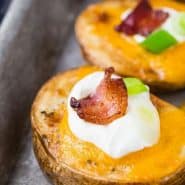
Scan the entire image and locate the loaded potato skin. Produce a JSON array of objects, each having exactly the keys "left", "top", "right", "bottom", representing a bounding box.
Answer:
[
  {"left": 75, "top": 0, "right": 185, "bottom": 91},
  {"left": 31, "top": 66, "right": 185, "bottom": 185}
]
